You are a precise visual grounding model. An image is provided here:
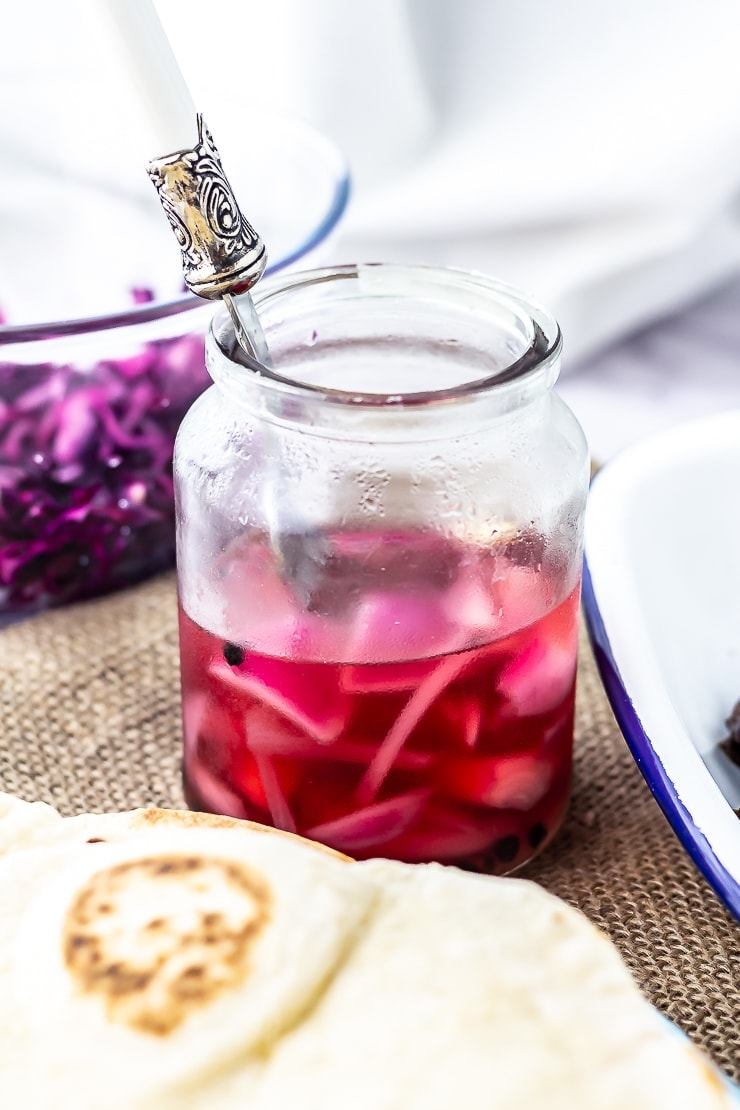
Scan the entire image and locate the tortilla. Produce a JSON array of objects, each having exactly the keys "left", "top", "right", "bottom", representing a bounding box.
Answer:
[
  {"left": 0, "top": 790, "right": 62, "bottom": 856},
  {"left": 256, "top": 859, "right": 730, "bottom": 1109},
  {"left": 0, "top": 800, "right": 374, "bottom": 1107},
  {"left": 0, "top": 793, "right": 732, "bottom": 1108}
]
